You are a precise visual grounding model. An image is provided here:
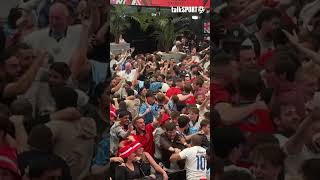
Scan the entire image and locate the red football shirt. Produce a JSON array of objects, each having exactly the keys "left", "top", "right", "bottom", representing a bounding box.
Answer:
[
  {"left": 183, "top": 95, "right": 197, "bottom": 105},
  {"left": 166, "top": 87, "right": 182, "bottom": 98},
  {"left": 133, "top": 124, "right": 155, "bottom": 157},
  {"left": 211, "top": 82, "right": 231, "bottom": 106},
  {"left": 235, "top": 109, "right": 275, "bottom": 133}
]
